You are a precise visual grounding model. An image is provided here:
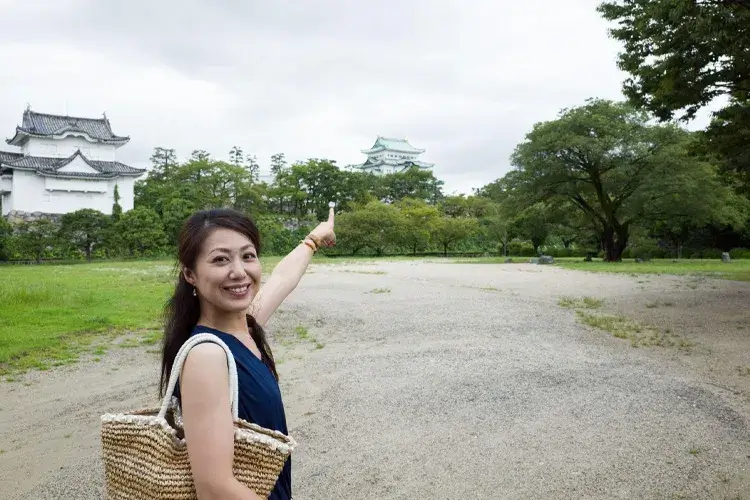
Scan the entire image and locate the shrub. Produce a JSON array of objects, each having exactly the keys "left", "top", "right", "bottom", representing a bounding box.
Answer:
[
  {"left": 507, "top": 240, "right": 536, "bottom": 257},
  {"left": 625, "top": 244, "right": 667, "bottom": 260},
  {"left": 729, "top": 248, "right": 750, "bottom": 259}
]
